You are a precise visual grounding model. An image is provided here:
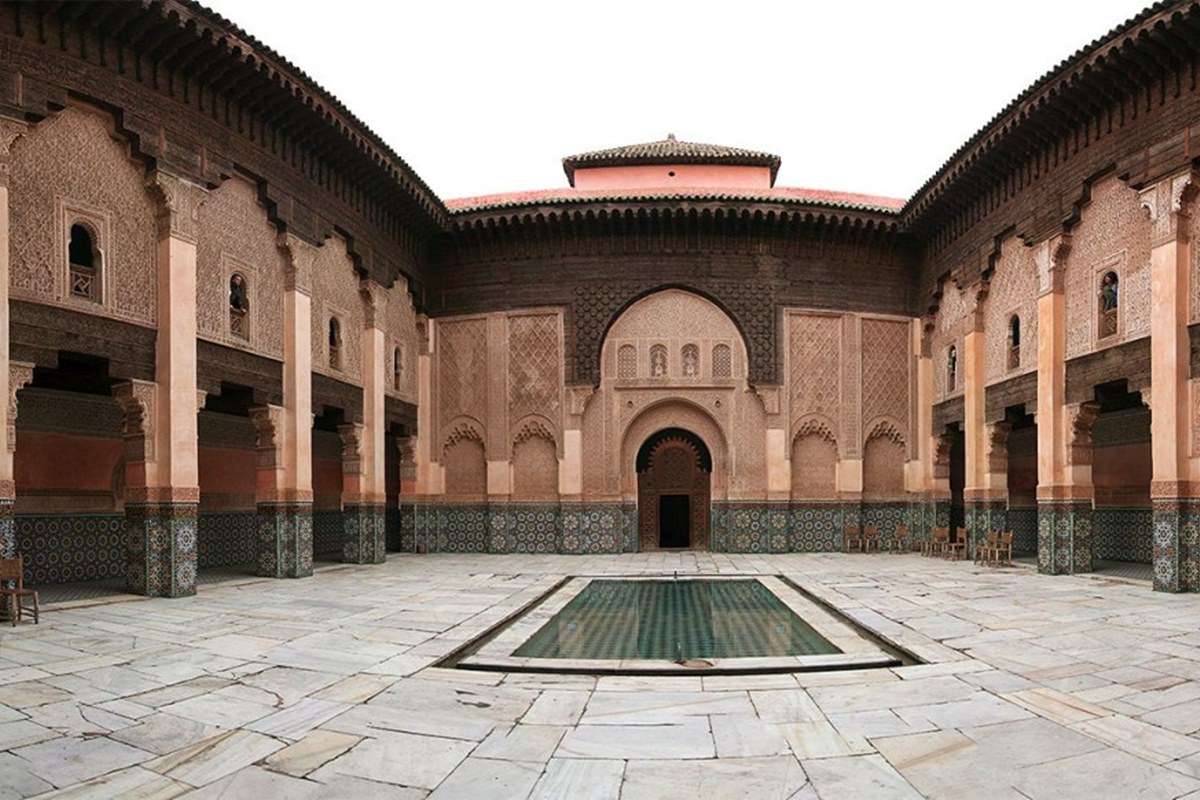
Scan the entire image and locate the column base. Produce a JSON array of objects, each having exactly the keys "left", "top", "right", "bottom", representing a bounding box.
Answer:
[
  {"left": 1037, "top": 500, "right": 1093, "bottom": 575},
  {"left": 256, "top": 503, "right": 313, "bottom": 579},
  {"left": 126, "top": 502, "right": 198, "bottom": 598},
  {"left": 1152, "top": 498, "right": 1200, "bottom": 593},
  {"left": 343, "top": 504, "right": 386, "bottom": 564},
  {"left": 966, "top": 499, "right": 1007, "bottom": 559}
]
